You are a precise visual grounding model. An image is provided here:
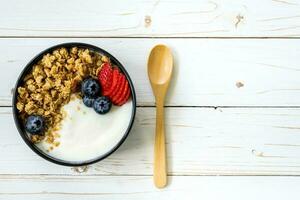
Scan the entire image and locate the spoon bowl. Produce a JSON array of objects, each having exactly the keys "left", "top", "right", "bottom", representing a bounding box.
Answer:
[{"left": 148, "top": 45, "right": 173, "bottom": 86}]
